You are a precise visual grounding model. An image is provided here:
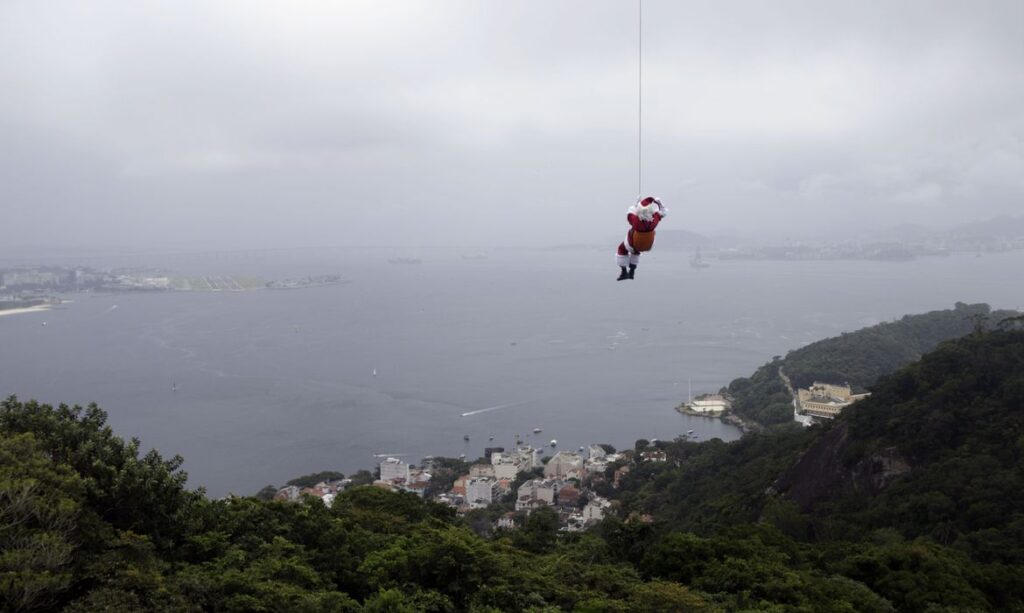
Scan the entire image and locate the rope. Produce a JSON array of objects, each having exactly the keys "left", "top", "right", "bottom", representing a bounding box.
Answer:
[{"left": 637, "top": 0, "right": 643, "bottom": 197}]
